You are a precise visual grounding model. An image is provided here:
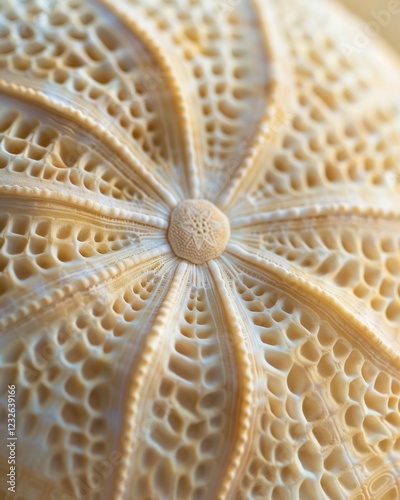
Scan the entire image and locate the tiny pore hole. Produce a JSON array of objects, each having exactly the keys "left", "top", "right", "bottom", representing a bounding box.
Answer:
[
  {"left": 13, "top": 259, "right": 36, "bottom": 280},
  {"left": 96, "top": 26, "right": 119, "bottom": 51},
  {"left": 4, "top": 138, "right": 26, "bottom": 155},
  {"left": 85, "top": 43, "right": 104, "bottom": 62},
  {"left": 57, "top": 245, "right": 76, "bottom": 262}
]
